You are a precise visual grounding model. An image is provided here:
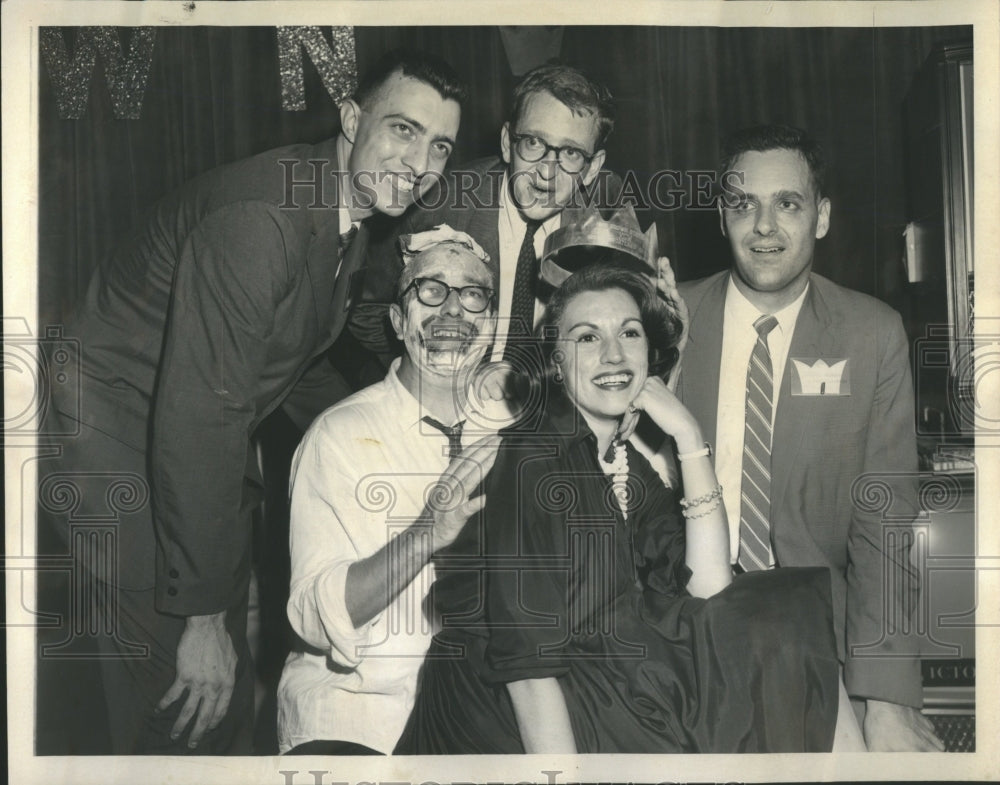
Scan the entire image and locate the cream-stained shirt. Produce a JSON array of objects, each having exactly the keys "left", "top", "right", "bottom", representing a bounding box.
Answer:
[
  {"left": 714, "top": 276, "right": 808, "bottom": 565},
  {"left": 278, "top": 359, "right": 479, "bottom": 754}
]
